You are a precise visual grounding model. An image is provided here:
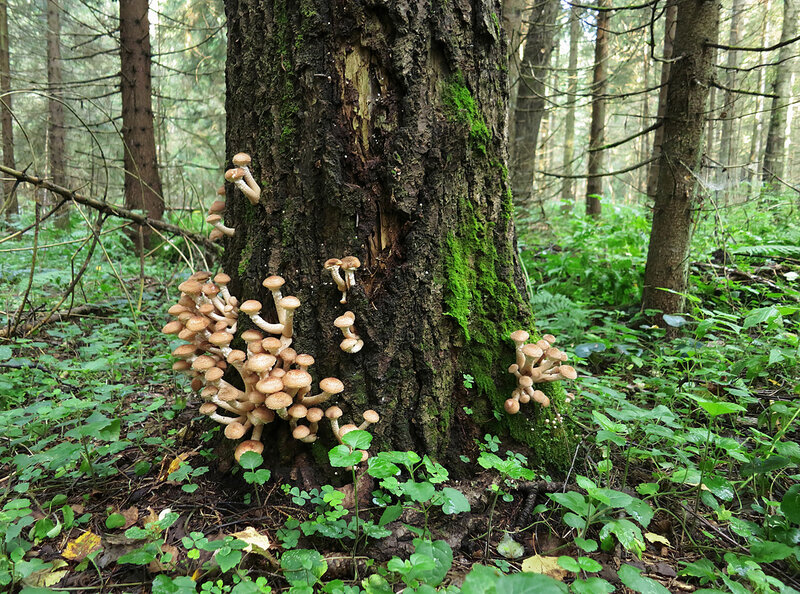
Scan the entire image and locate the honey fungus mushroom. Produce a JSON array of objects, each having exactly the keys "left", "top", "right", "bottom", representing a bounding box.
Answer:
[{"left": 165, "top": 268, "right": 380, "bottom": 464}]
